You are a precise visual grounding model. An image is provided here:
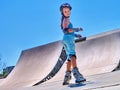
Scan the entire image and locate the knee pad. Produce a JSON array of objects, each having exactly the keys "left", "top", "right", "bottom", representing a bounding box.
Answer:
[
  {"left": 70, "top": 54, "right": 77, "bottom": 59},
  {"left": 67, "top": 54, "right": 76, "bottom": 61},
  {"left": 67, "top": 59, "right": 71, "bottom": 62}
]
